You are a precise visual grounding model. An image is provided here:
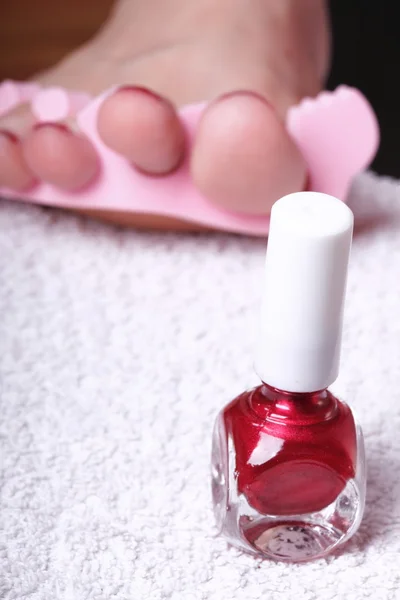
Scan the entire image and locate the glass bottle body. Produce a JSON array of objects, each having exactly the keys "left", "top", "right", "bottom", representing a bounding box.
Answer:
[{"left": 211, "top": 383, "right": 365, "bottom": 562}]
